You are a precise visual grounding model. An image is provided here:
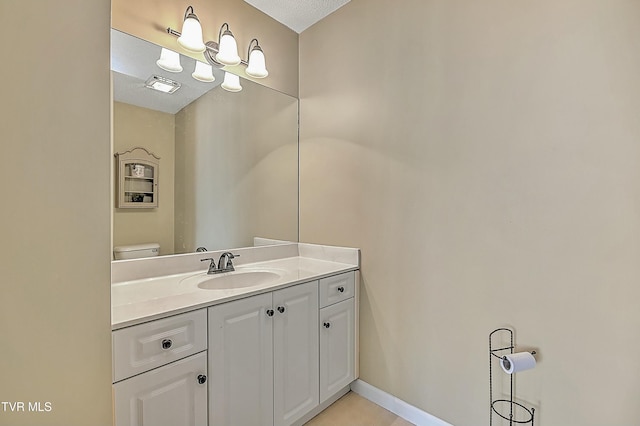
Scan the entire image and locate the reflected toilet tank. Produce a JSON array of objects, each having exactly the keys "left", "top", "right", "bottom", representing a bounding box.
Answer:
[{"left": 113, "top": 243, "right": 160, "bottom": 260}]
